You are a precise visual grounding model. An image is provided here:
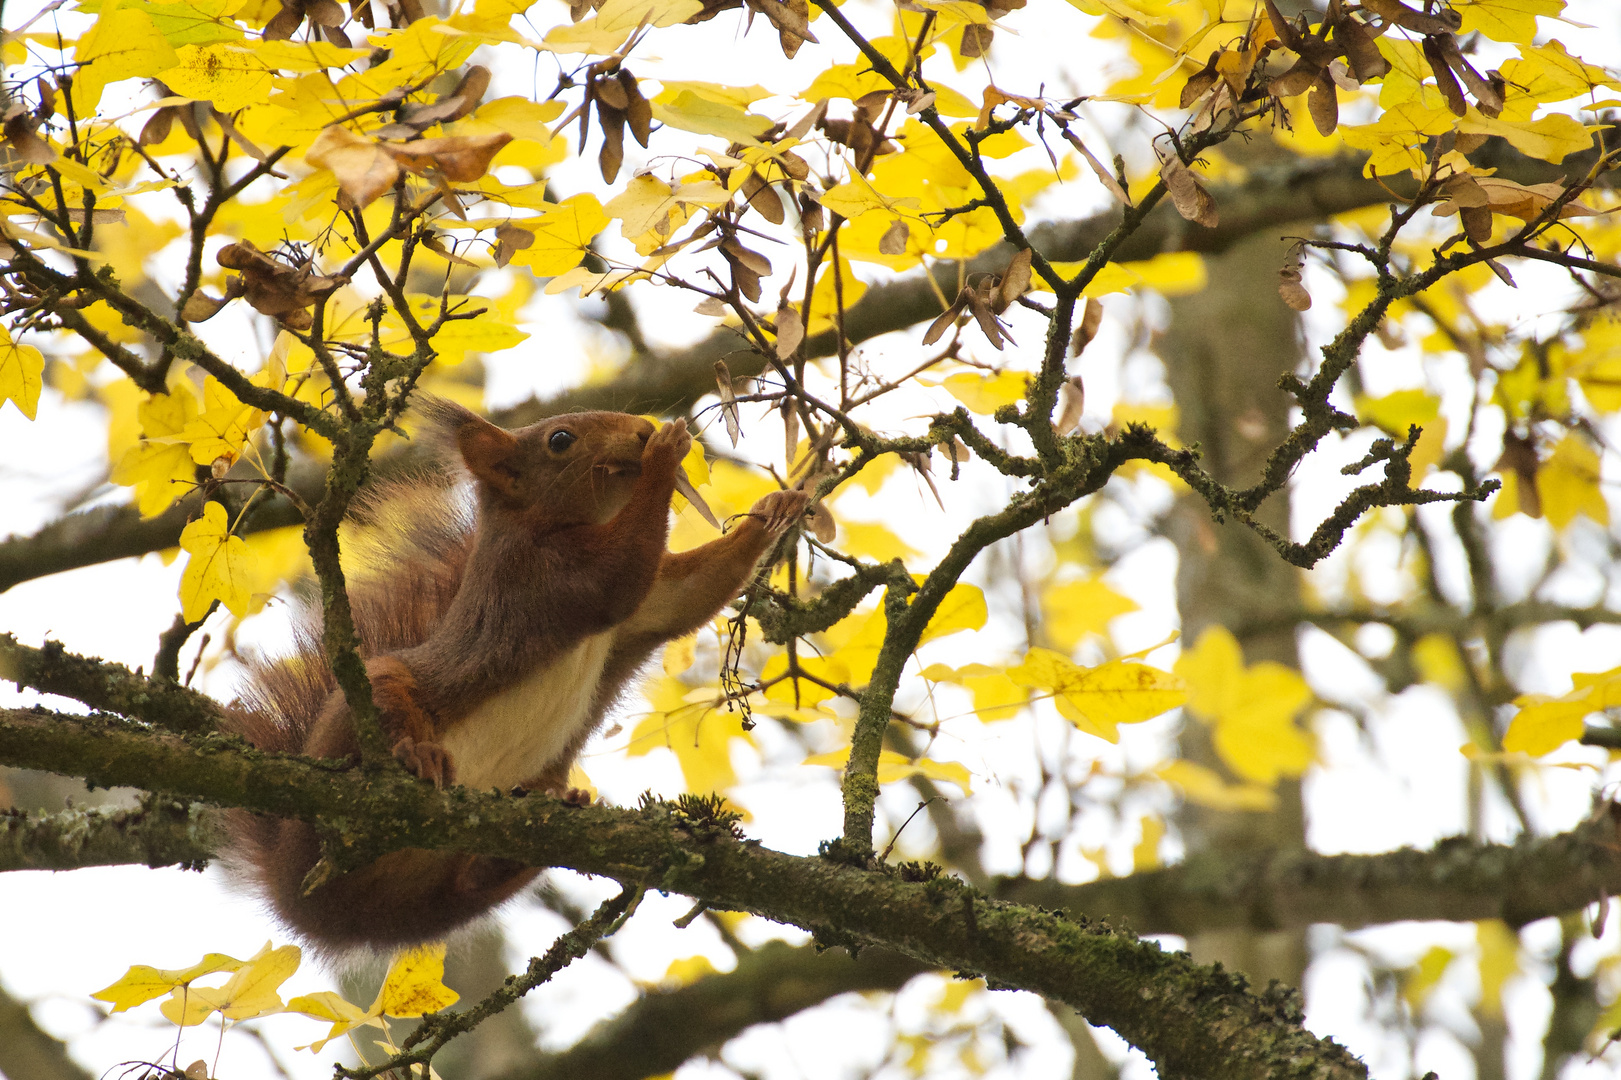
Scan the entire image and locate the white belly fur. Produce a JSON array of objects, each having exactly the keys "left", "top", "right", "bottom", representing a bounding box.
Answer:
[{"left": 439, "top": 632, "right": 614, "bottom": 791}]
